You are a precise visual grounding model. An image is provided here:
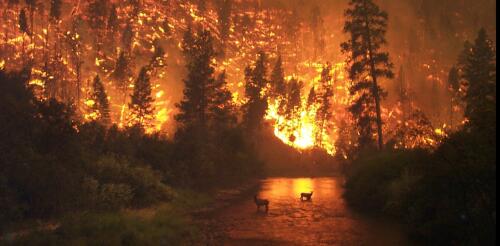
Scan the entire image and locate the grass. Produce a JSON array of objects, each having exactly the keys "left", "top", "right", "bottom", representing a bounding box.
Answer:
[{"left": 6, "top": 190, "right": 213, "bottom": 246}]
